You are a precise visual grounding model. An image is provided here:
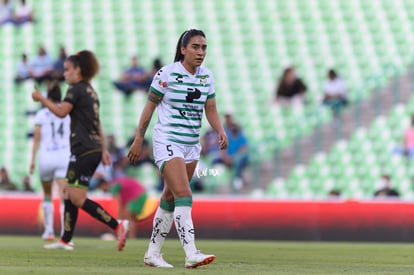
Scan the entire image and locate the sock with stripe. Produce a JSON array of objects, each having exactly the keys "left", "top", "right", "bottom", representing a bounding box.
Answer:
[
  {"left": 174, "top": 197, "right": 197, "bottom": 257},
  {"left": 147, "top": 199, "right": 174, "bottom": 255},
  {"left": 42, "top": 197, "right": 54, "bottom": 235}
]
